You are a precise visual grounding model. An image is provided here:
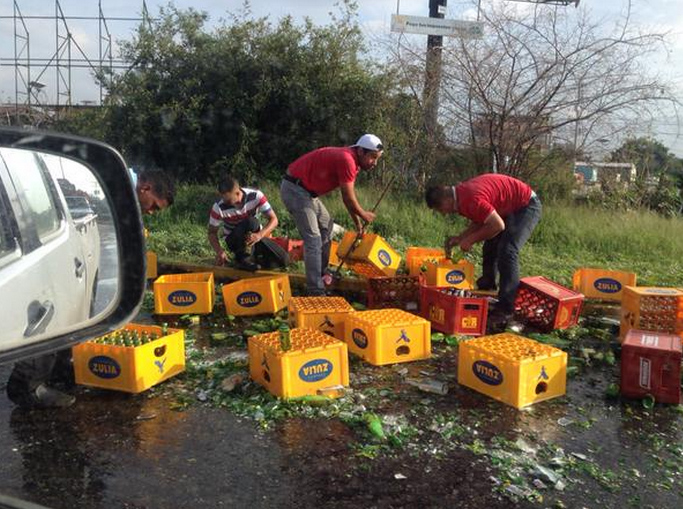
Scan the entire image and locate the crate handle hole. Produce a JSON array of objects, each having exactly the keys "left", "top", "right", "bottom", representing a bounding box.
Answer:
[
  {"left": 535, "top": 381, "right": 548, "bottom": 394},
  {"left": 154, "top": 345, "right": 166, "bottom": 357},
  {"left": 396, "top": 346, "right": 410, "bottom": 356},
  {"left": 263, "top": 371, "right": 271, "bottom": 382}
]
